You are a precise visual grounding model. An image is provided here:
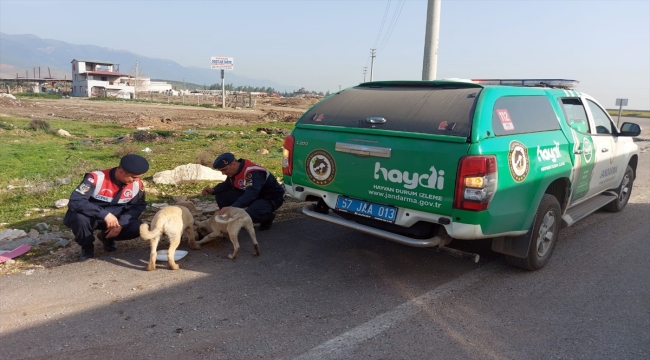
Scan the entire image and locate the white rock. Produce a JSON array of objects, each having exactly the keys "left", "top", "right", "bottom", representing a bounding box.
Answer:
[
  {"left": 0, "top": 229, "right": 28, "bottom": 243},
  {"left": 55, "top": 199, "right": 69, "bottom": 208},
  {"left": 34, "top": 223, "right": 49, "bottom": 231},
  {"left": 152, "top": 164, "right": 227, "bottom": 185},
  {"left": 57, "top": 129, "right": 71, "bottom": 137}
]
